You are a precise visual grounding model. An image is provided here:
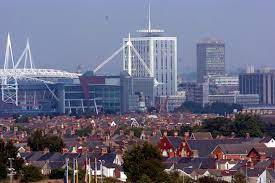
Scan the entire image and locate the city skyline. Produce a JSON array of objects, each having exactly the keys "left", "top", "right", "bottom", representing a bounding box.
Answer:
[{"left": 0, "top": 0, "right": 275, "bottom": 74}]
